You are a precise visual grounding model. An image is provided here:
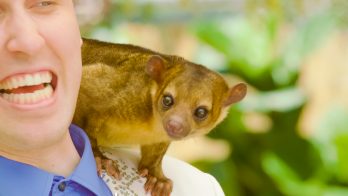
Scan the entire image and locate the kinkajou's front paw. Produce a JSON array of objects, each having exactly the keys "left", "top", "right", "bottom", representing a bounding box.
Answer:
[{"left": 95, "top": 156, "right": 121, "bottom": 180}]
